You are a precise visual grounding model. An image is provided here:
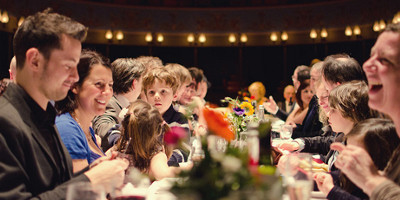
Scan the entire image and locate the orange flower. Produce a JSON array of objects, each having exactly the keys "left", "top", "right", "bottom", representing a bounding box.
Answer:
[{"left": 203, "top": 108, "right": 235, "bottom": 142}]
